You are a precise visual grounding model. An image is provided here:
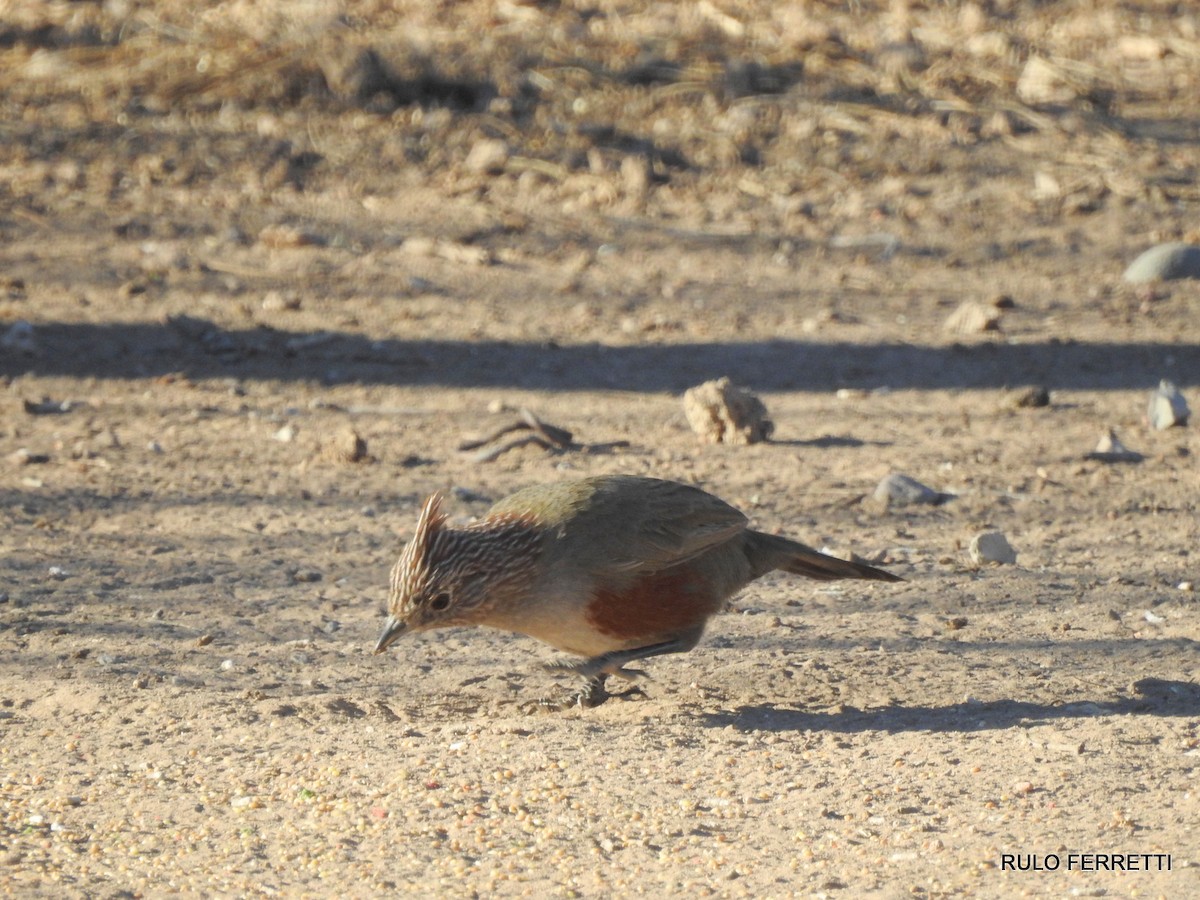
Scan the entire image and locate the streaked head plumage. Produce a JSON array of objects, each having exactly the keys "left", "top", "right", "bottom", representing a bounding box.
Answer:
[{"left": 384, "top": 493, "right": 543, "bottom": 635}]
